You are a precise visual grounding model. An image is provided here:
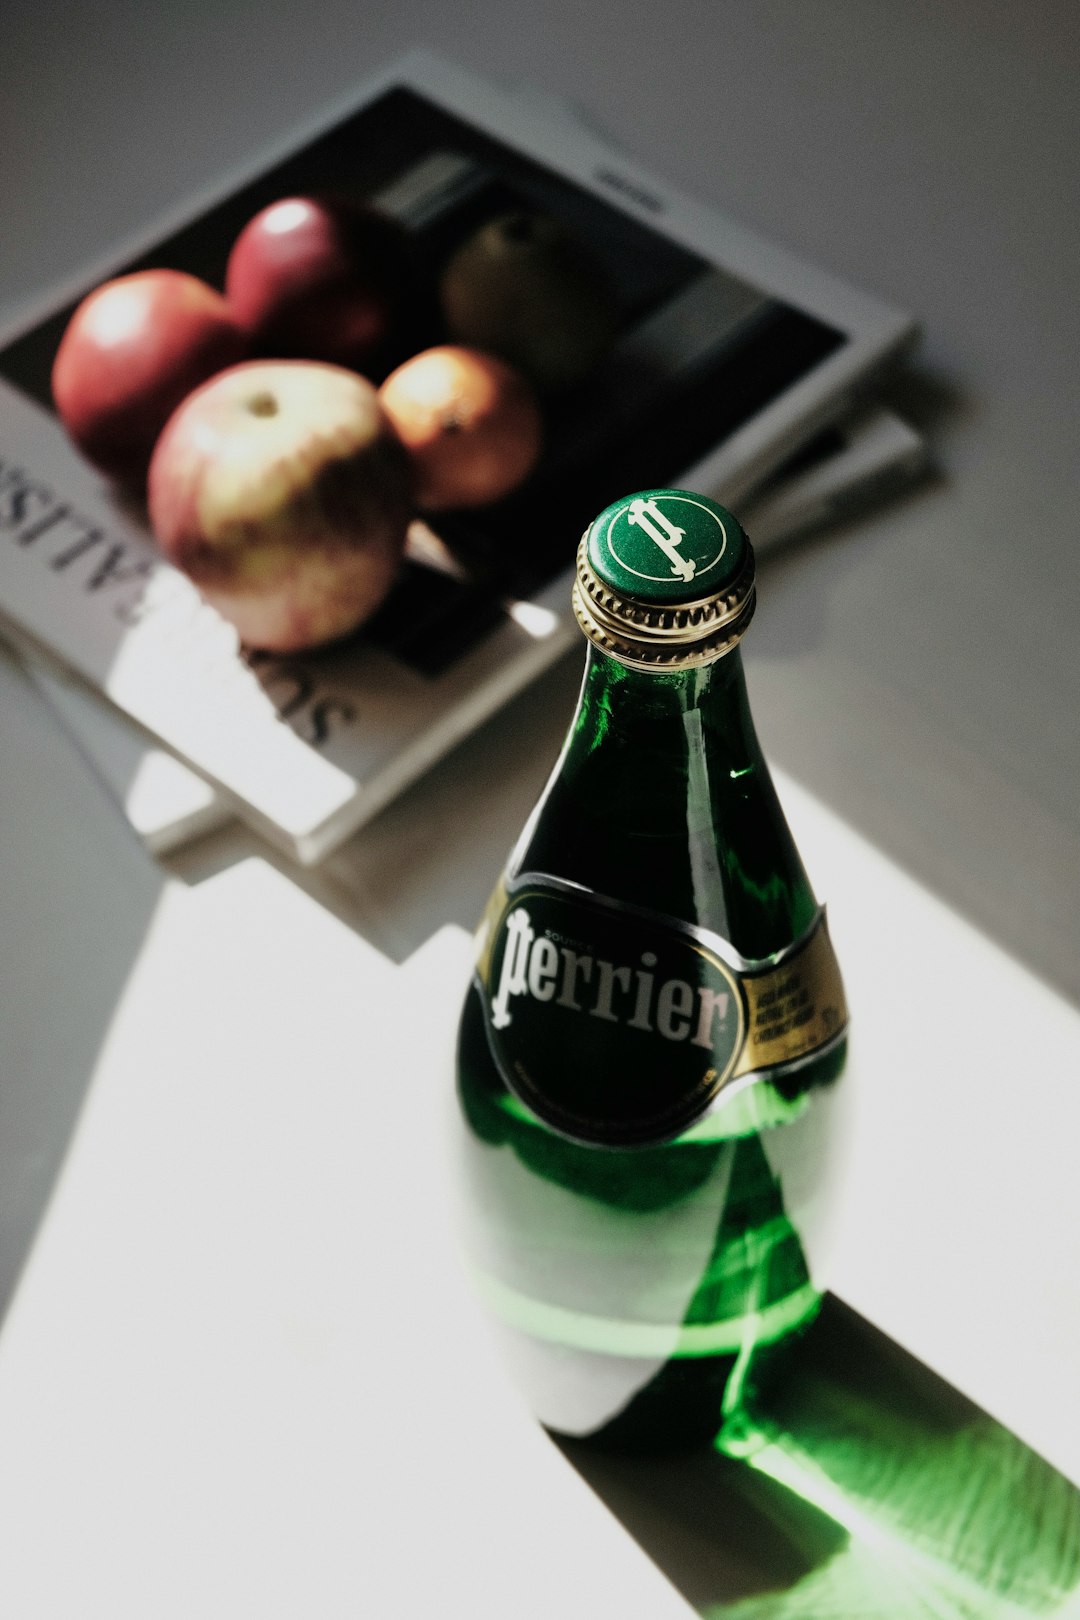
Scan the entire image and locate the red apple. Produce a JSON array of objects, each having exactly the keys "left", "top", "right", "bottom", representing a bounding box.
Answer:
[
  {"left": 51, "top": 269, "right": 245, "bottom": 483},
  {"left": 225, "top": 196, "right": 419, "bottom": 374},
  {"left": 378, "top": 346, "right": 542, "bottom": 509},
  {"left": 147, "top": 360, "right": 415, "bottom": 652}
]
